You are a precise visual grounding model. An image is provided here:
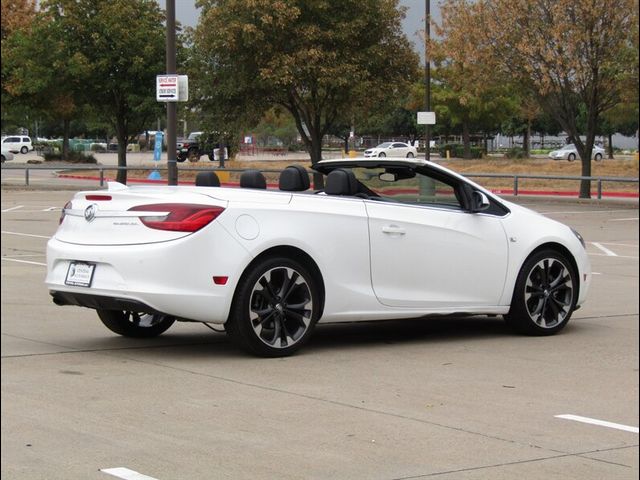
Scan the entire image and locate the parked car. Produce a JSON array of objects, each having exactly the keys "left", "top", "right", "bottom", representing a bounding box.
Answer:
[
  {"left": 1, "top": 135, "right": 34, "bottom": 154},
  {"left": 548, "top": 144, "right": 605, "bottom": 161},
  {"left": 364, "top": 142, "right": 417, "bottom": 158},
  {"left": 1, "top": 147, "right": 15, "bottom": 162},
  {"left": 45, "top": 158, "right": 591, "bottom": 357}
]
